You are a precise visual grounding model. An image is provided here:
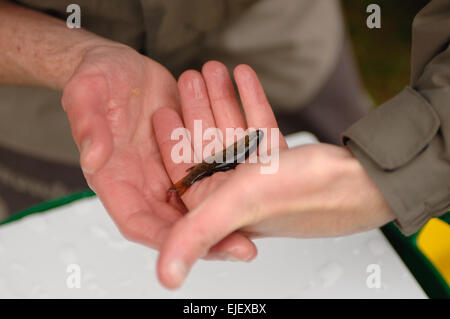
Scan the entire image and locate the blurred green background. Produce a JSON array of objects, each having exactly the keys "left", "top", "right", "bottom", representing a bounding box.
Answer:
[{"left": 341, "top": 0, "right": 429, "bottom": 105}]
